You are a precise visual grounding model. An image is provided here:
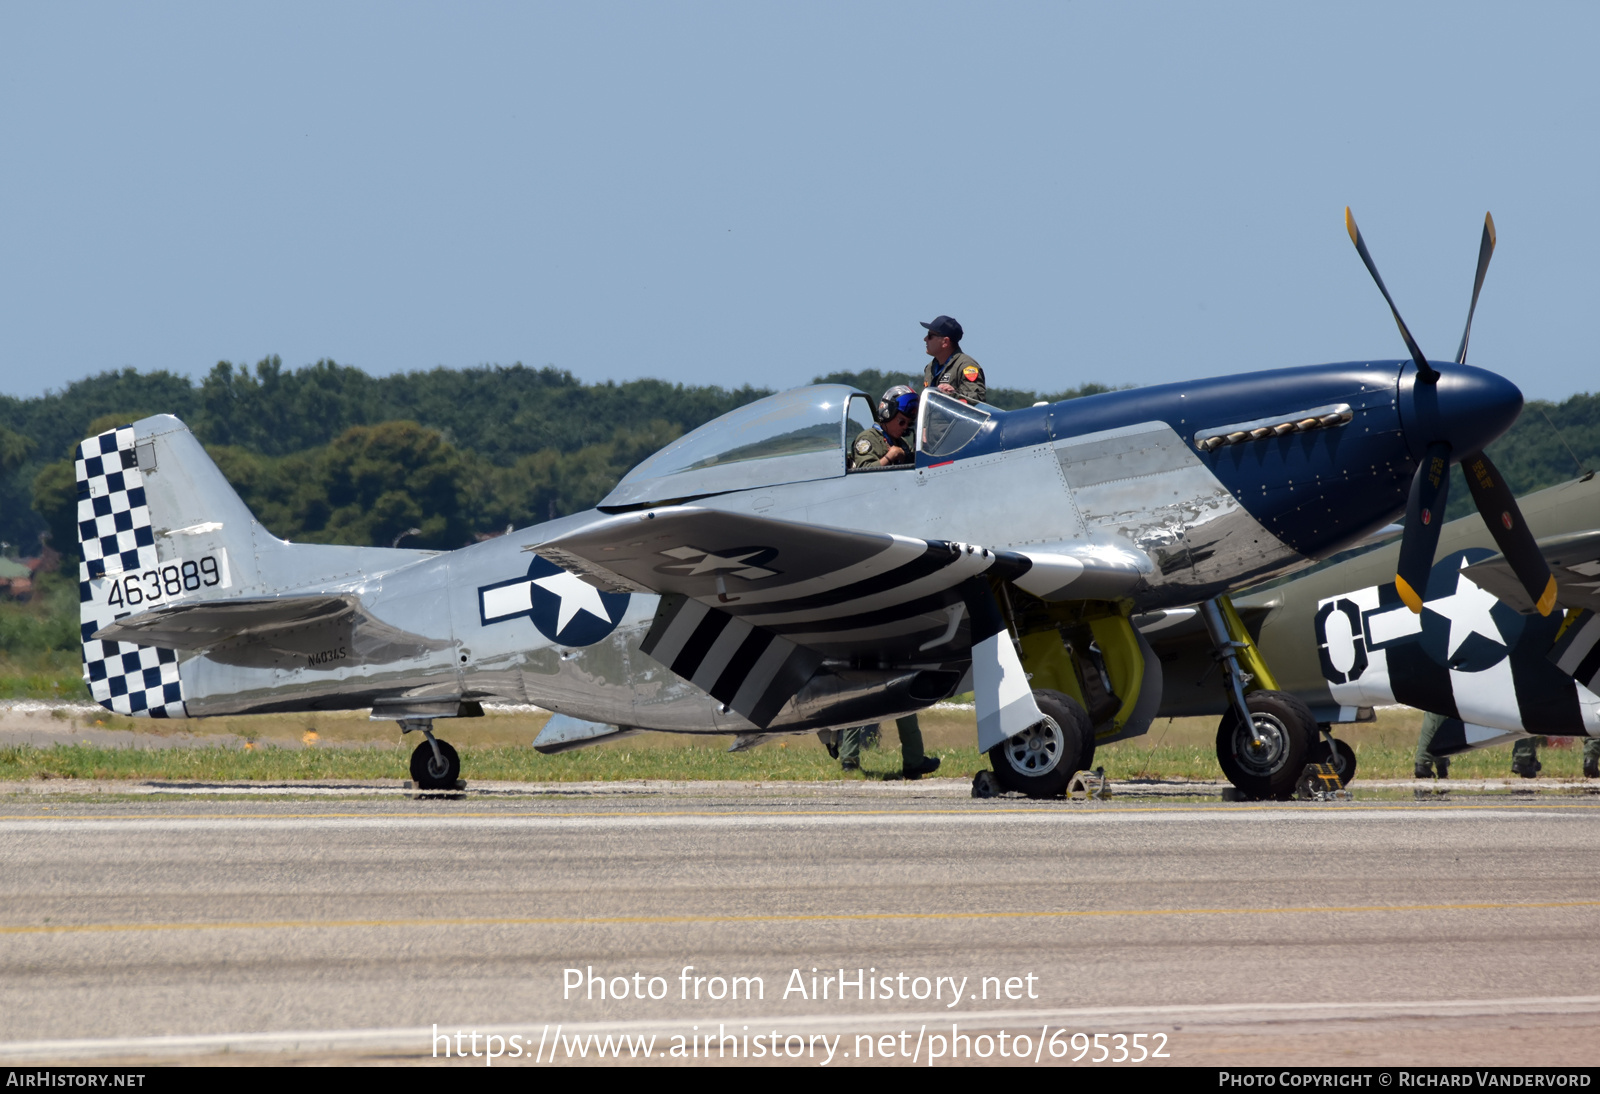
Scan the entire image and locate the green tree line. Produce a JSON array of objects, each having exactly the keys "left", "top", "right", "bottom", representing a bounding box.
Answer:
[{"left": 5, "top": 357, "right": 1597, "bottom": 560}]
